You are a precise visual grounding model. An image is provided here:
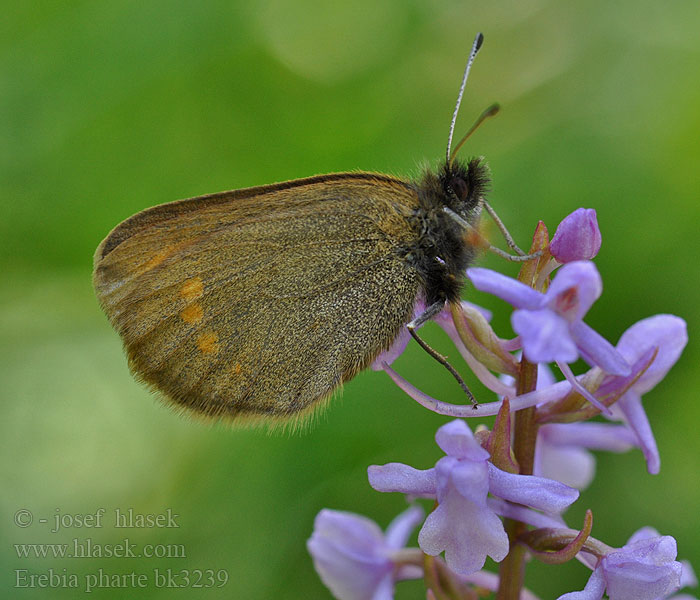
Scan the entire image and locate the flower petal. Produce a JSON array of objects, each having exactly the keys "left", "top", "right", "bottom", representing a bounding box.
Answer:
[
  {"left": 557, "top": 566, "right": 606, "bottom": 600},
  {"left": 487, "top": 464, "right": 579, "bottom": 513},
  {"left": 571, "top": 321, "right": 631, "bottom": 376},
  {"left": 370, "top": 574, "right": 395, "bottom": 600},
  {"left": 616, "top": 315, "right": 688, "bottom": 393},
  {"left": 487, "top": 497, "right": 564, "bottom": 530},
  {"left": 467, "top": 267, "right": 543, "bottom": 309},
  {"left": 535, "top": 423, "right": 637, "bottom": 488},
  {"left": 384, "top": 505, "right": 425, "bottom": 550},
  {"left": 512, "top": 309, "right": 578, "bottom": 364},
  {"left": 368, "top": 463, "right": 437, "bottom": 497},
  {"left": 679, "top": 559, "right": 698, "bottom": 588},
  {"left": 627, "top": 527, "right": 661, "bottom": 544},
  {"left": 545, "top": 261, "right": 602, "bottom": 322},
  {"left": 535, "top": 439, "right": 597, "bottom": 490},
  {"left": 539, "top": 423, "right": 637, "bottom": 453},
  {"left": 371, "top": 326, "right": 412, "bottom": 371},
  {"left": 435, "top": 419, "right": 490, "bottom": 461},
  {"left": 307, "top": 510, "right": 390, "bottom": 600},
  {"left": 617, "top": 391, "right": 660, "bottom": 474},
  {"left": 311, "top": 509, "right": 385, "bottom": 556}
]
